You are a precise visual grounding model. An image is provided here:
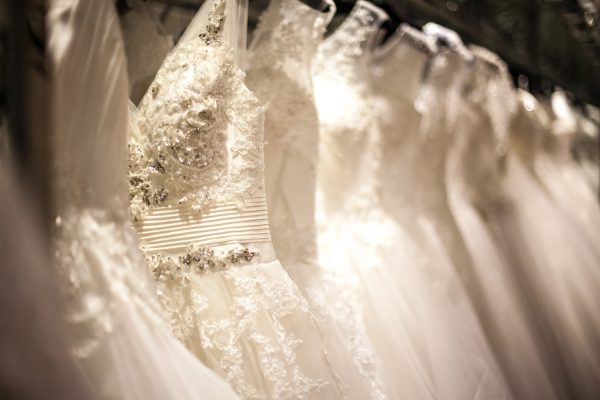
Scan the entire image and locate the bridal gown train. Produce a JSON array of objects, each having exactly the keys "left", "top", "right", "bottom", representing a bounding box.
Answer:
[
  {"left": 246, "top": 0, "right": 386, "bottom": 398},
  {"left": 128, "top": 0, "right": 343, "bottom": 398},
  {"left": 368, "top": 24, "right": 510, "bottom": 400},
  {"left": 48, "top": 0, "right": 240, "bottom": 398}
]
